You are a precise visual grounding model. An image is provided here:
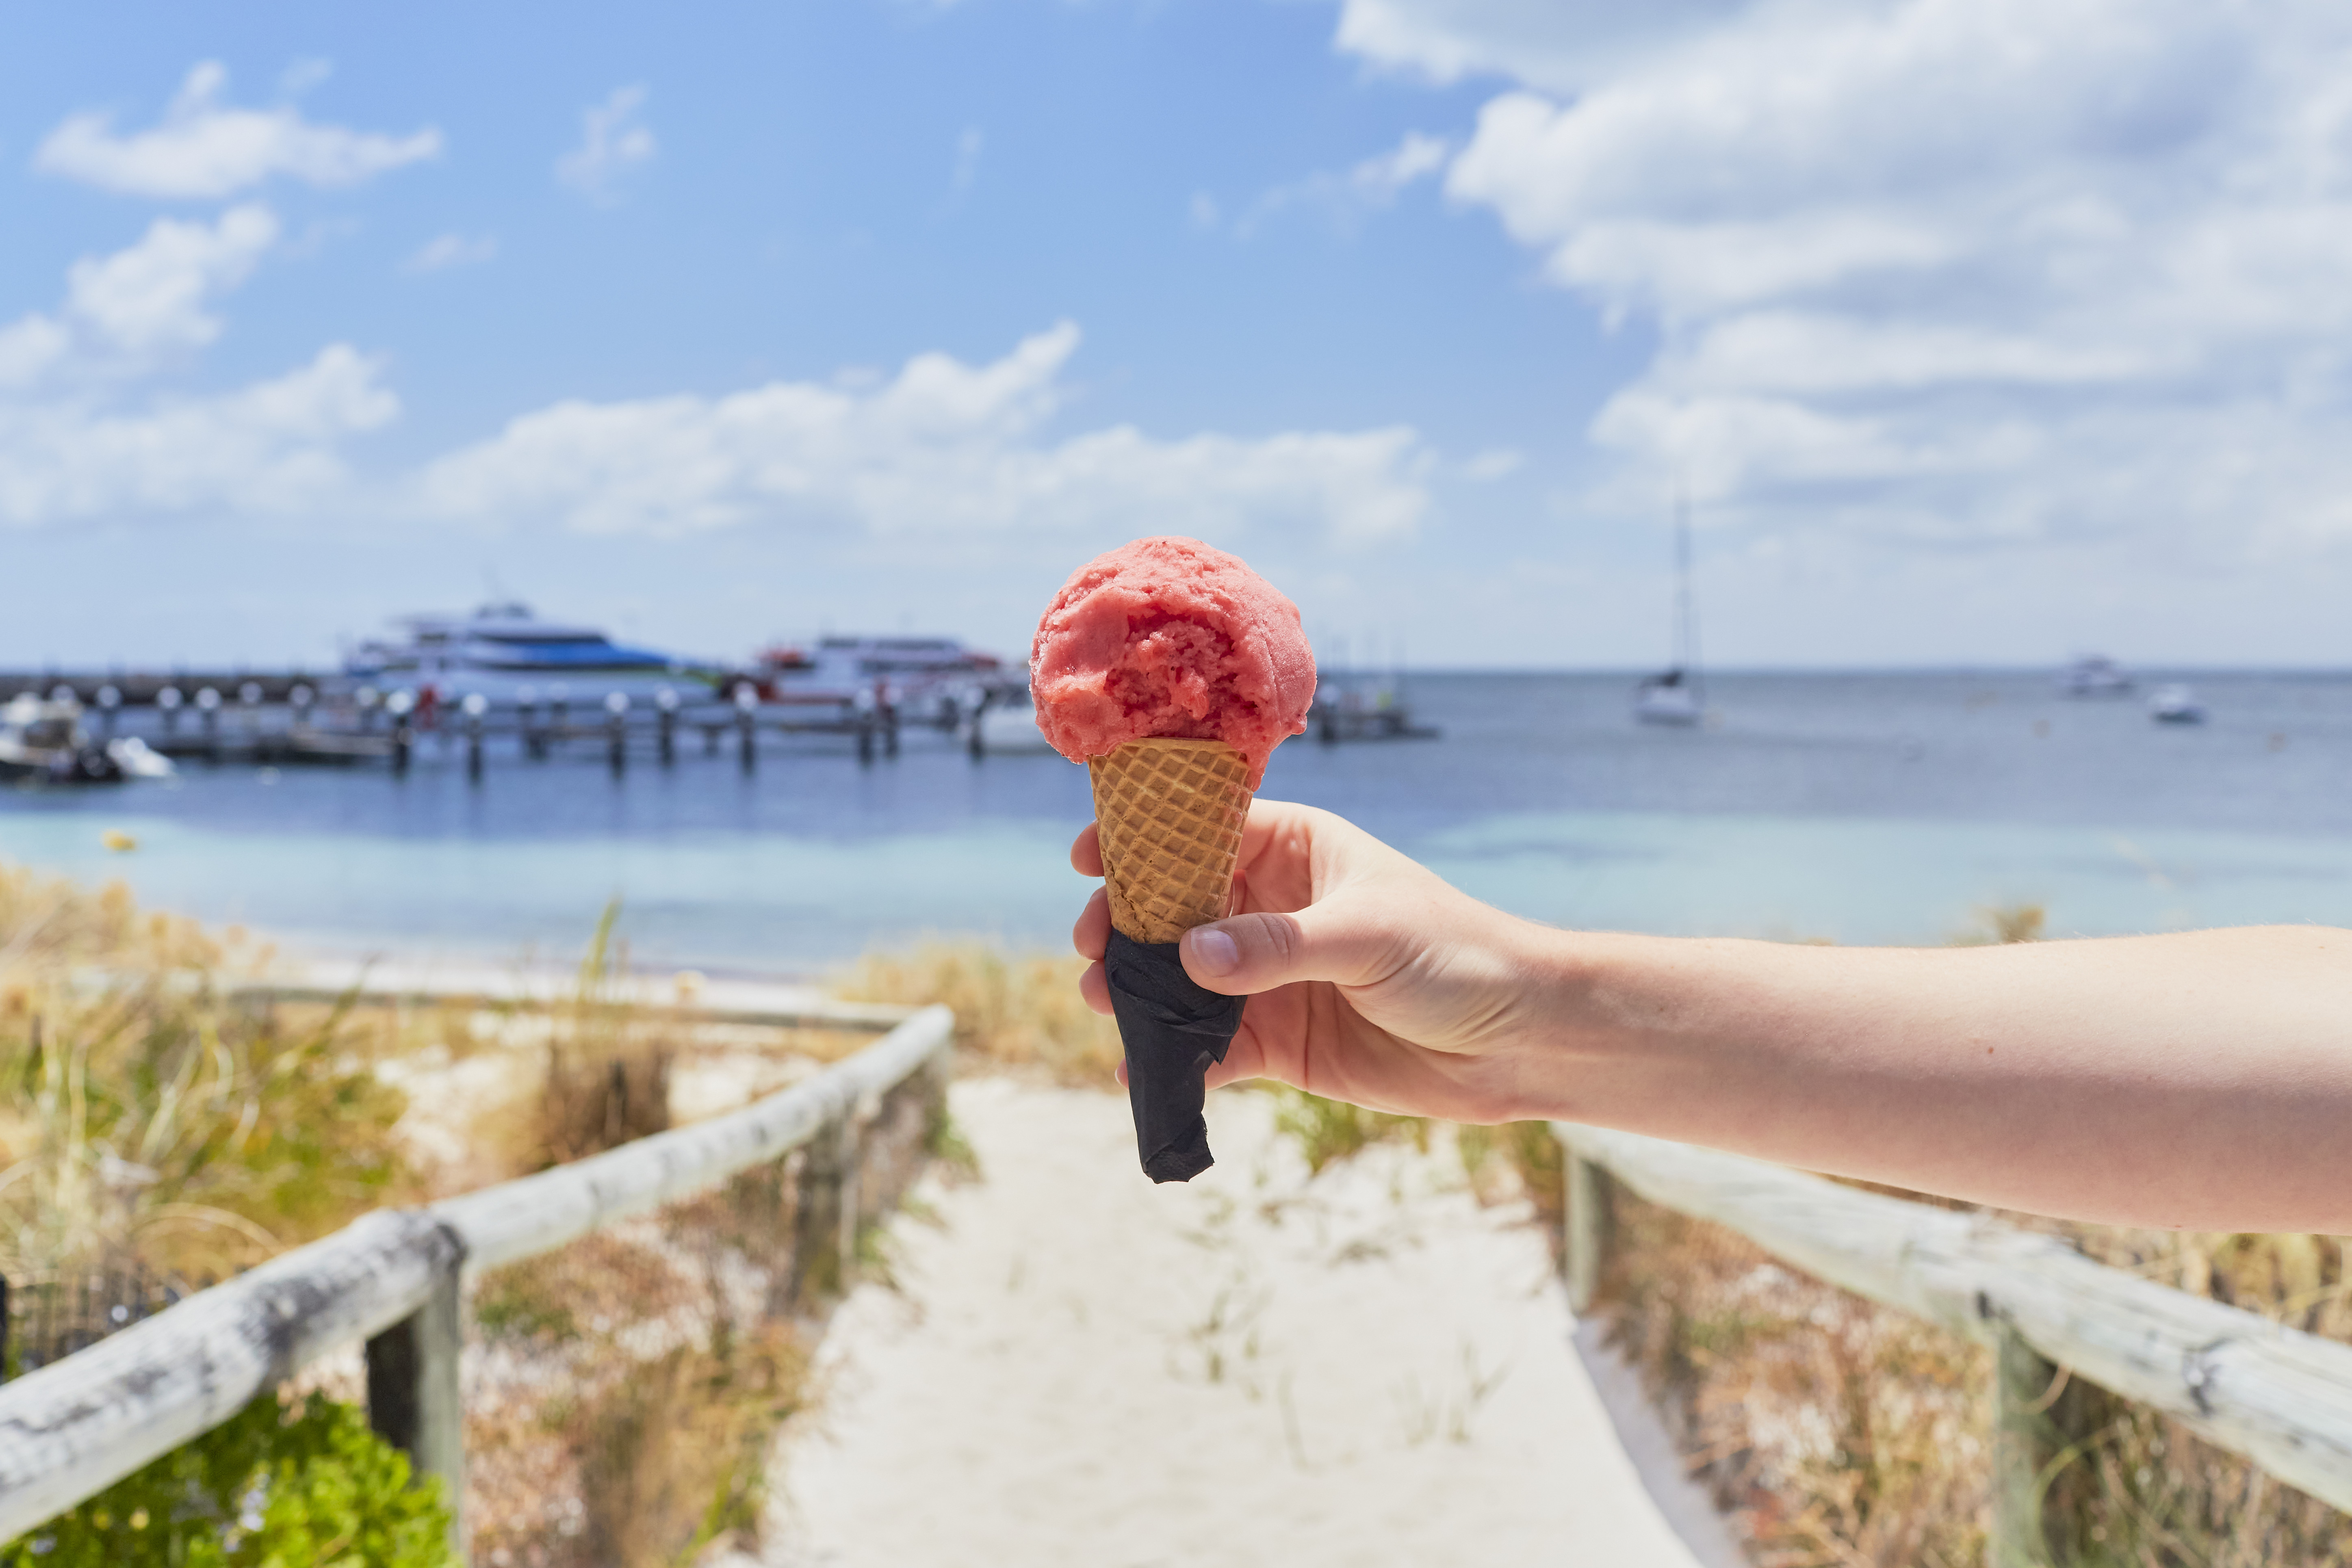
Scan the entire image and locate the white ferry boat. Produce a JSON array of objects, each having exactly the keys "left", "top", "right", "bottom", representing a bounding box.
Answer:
[
  {"left": 343, "top": 604, "right": 712, "bottom": 705},
  {"left": 753, "top": 635, "right": 1006, "bottom": 712}
]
